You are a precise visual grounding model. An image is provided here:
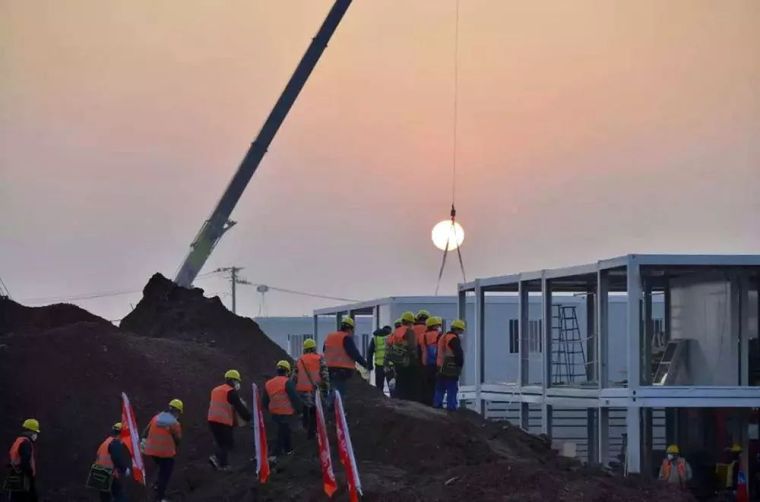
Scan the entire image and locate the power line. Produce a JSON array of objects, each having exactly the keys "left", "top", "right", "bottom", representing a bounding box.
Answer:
[
  {"left": 0, "top": 276, "right": 11, "bottom": 298},
  {"left": 19, "top": 287, "right": 144, "bottom": 304},
  {"left": 258, "top": 285, "right": 358, "bottom": 303}
]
